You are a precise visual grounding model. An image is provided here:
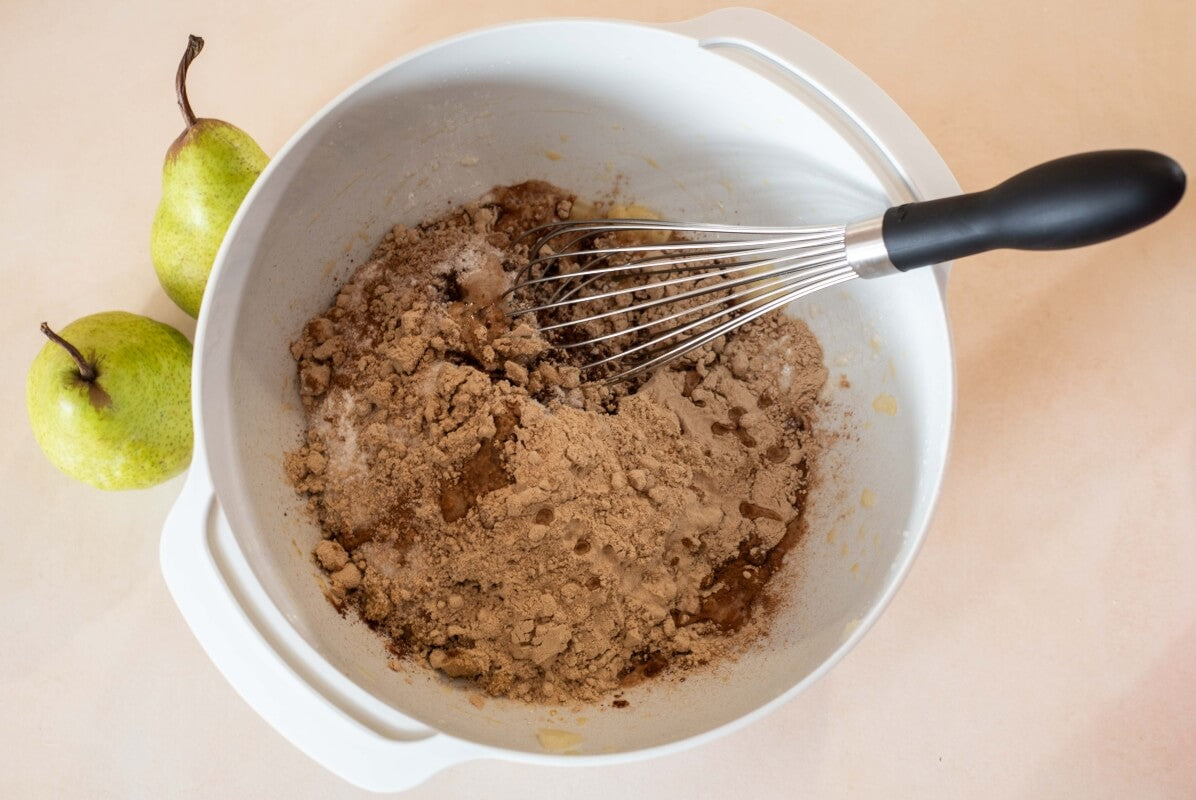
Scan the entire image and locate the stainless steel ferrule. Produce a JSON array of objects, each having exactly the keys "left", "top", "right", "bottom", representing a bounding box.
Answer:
[{"left": 843, "top": 217, "right": 899, "bottom": 279}]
